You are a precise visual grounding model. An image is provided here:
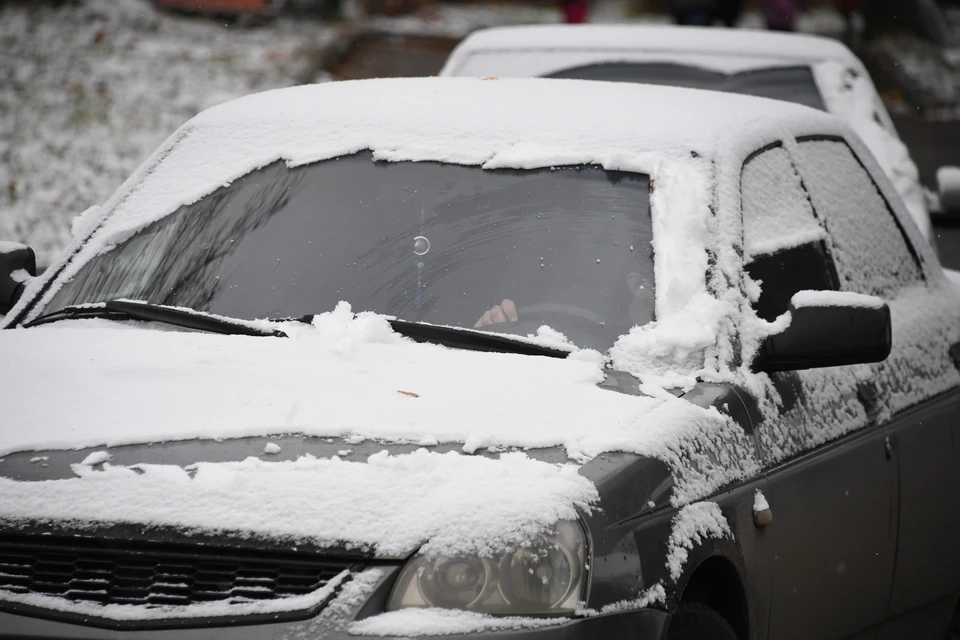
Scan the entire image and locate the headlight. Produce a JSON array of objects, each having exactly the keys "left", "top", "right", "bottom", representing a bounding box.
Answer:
[{"left": 387, "top": 520, "right": 589, "bottom": 615}]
